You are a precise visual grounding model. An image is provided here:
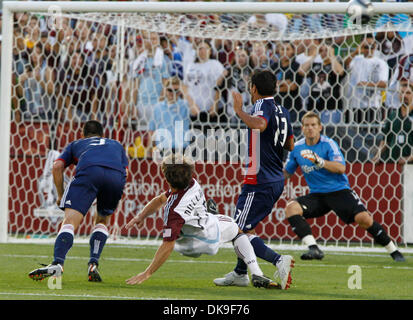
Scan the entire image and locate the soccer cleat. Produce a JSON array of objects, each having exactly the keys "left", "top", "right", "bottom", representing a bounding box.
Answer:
[
  {"left": 88, "top": 262, "right": 102, "bottom": 282},
  {"left": 300, "top": 246, "right": 324, "bottom": 260},
  {"left": 251, "top": 274, "right": 281, "bottom": 289},
  {"left": 206, "top": 199, "right": 219, "bottom": 215},
  {"left": 213, "top": 271, "right": 249, "bottom": 287},
  {"left": 274, "top": 255, "right": 295, "bottom": 290},
  {"left": 390, "top": 250, "right": 406, "bottom": 262},
  {"left": 29, "top": 263, "right": 63, "bottom": 281}
]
